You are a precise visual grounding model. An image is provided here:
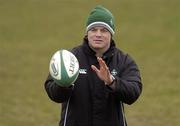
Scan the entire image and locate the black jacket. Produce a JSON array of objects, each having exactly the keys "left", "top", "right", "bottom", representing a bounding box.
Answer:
[{"left": 44, "top": 38, "right": 142, "bottom": 126}]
